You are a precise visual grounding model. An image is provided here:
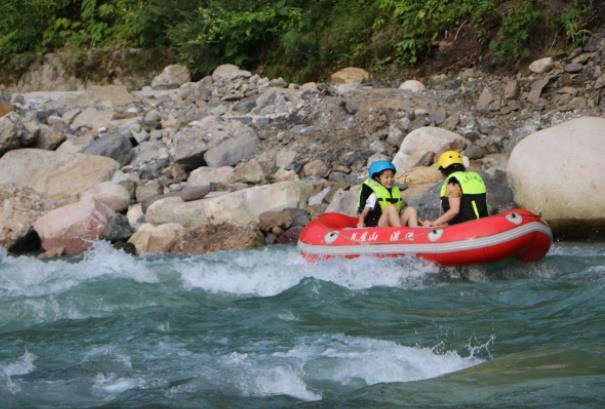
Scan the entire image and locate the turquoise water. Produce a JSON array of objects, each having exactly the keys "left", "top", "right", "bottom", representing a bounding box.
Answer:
[{"left": 0, "top": 242, "right": 604, "bottom": 408}]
